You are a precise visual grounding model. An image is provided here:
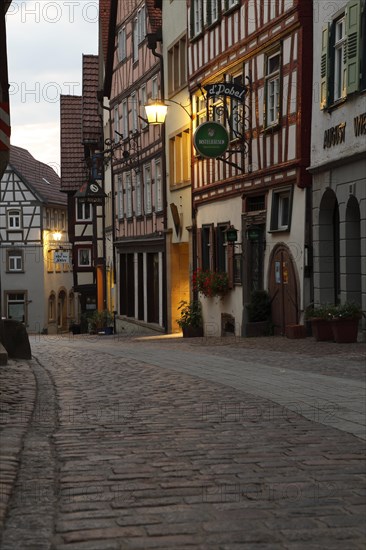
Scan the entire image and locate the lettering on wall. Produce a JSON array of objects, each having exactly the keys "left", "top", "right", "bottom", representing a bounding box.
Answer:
[
  {"left": 354, "top": 113, "right": 366, "bottom": 137},
  {"left": 323, "top": 122, "right": 346, "bottom": 149}
]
